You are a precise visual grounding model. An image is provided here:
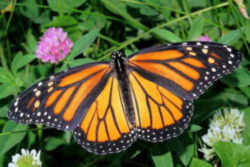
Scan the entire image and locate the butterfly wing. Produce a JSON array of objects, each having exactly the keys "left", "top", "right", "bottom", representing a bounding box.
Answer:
[
  {"left": 128, "top": 41, "right": 242, "bottom": 142},
  {"left": 129, "top": 70, "right": 193, "bottom": 142},
  {"left": 8, "top": 63, "right": 112, "bottom": 130},
  {"left": 73, "top": 76, "right": 136, "bottom": 154},
  {"left": 8, "top": 62, "right": 135, "bottom": 154}
]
